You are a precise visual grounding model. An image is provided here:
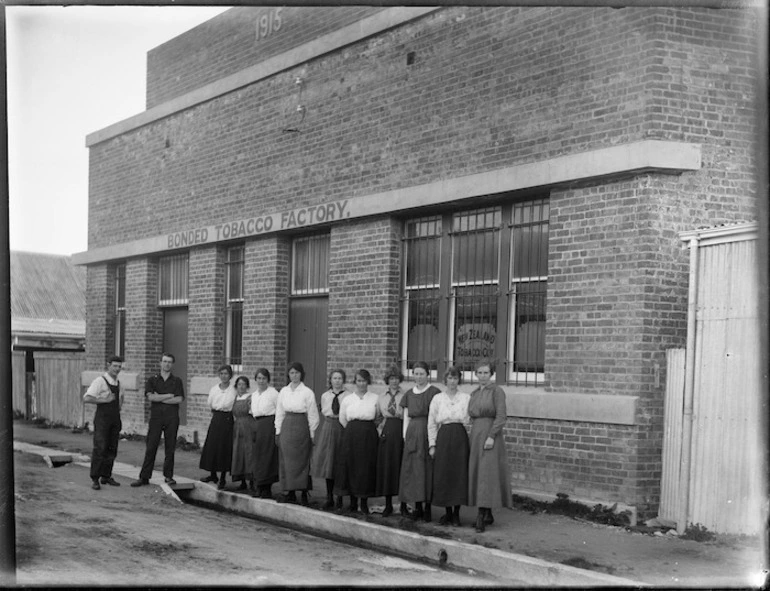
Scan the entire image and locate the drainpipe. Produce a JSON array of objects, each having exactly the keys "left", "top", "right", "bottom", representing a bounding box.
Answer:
[{"left": 678, "top": 236, "right": 699, "bottom": 535}]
